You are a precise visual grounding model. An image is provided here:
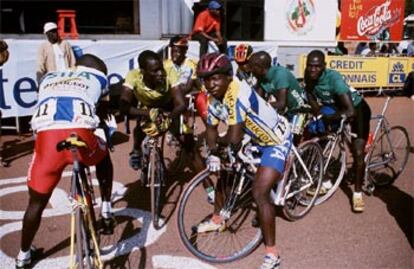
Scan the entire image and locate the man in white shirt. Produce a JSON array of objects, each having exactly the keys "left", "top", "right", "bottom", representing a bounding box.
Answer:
[{"left": 36, "top": 22, "right": 76, "bottom": 83}]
